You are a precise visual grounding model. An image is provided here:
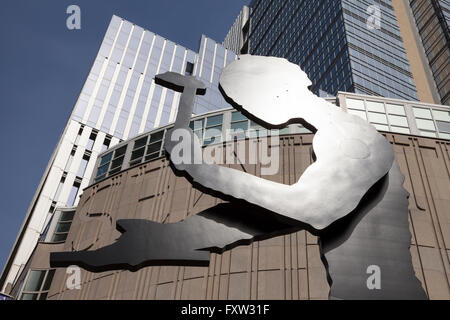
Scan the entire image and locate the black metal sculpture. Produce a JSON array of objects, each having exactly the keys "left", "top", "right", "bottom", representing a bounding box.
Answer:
[{"left": 50, "top": 55, "right": 427, "bottom": 299}]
